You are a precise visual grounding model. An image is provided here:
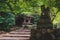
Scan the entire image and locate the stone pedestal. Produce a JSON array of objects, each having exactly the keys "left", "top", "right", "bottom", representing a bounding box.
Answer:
[{"left": 23, "top": 16, "right": 33, "bottom": 28}]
